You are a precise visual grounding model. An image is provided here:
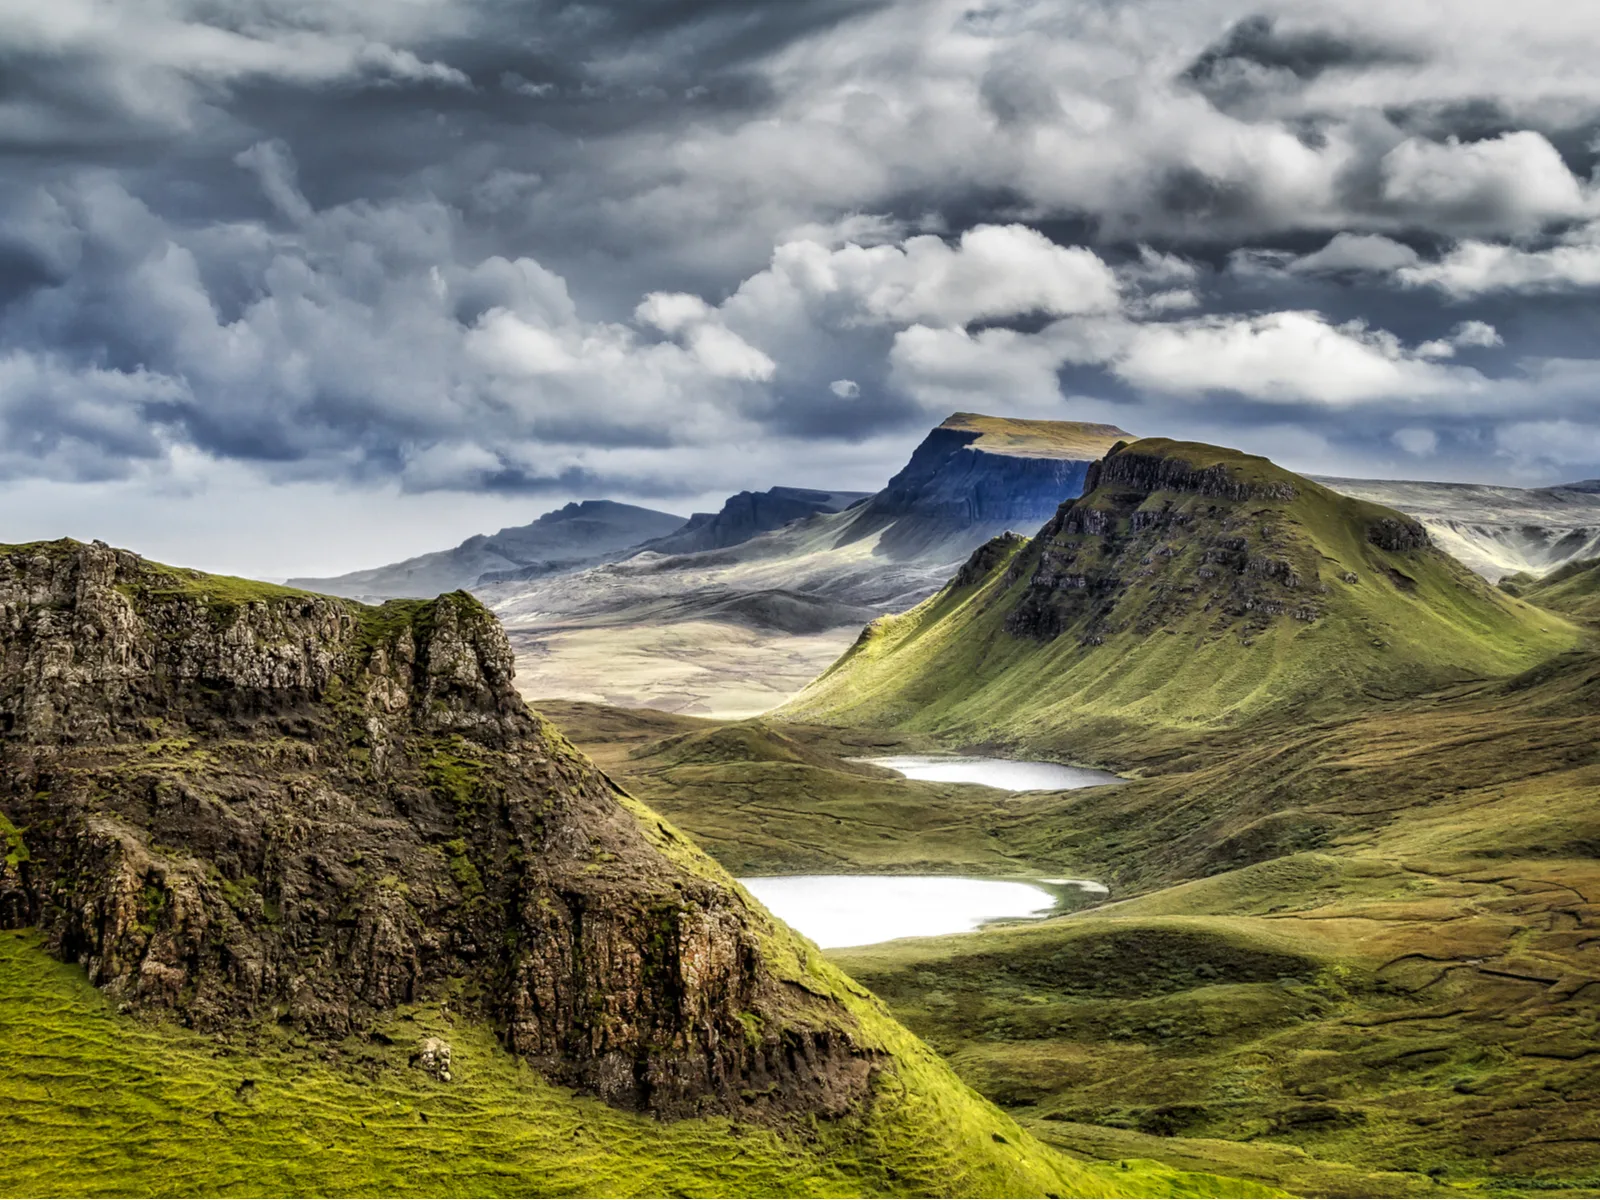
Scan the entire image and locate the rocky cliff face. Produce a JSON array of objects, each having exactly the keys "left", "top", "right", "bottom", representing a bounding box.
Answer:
[
  {"left": 1002, "top": 441, "right": 1429, "bottom": 643},
  {"left": 0, "top": 540, "right": 874, "bottom": 1119},
  {"left": 842, "top": 418, "right": 1128, "bottom": 560}
]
